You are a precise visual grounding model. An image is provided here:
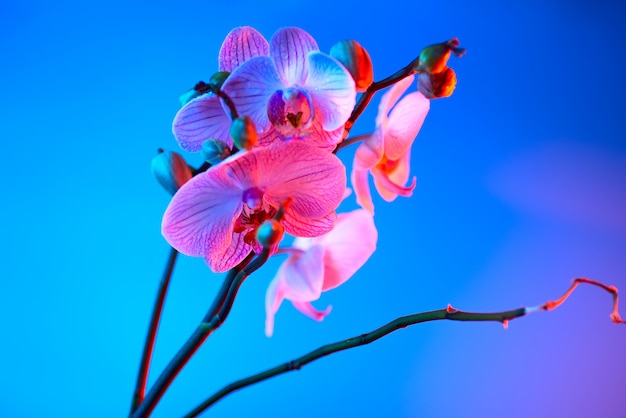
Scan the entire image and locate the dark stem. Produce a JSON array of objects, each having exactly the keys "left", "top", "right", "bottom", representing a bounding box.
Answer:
[
  {"left": 334, "top": 133, "right": 372, "bottom": 153},
  {"left": 184, "top": 277, "right": 624, "bottom": 417},
  {"left": 130, "top": 247, "right": 178, "bottom": 413},
  {"left": 343, "top": 58, "right": 419, "bottom": 134},
  {"left": 130, "top": 250, "right": 268, "bottom": 418}
]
